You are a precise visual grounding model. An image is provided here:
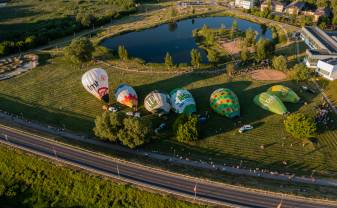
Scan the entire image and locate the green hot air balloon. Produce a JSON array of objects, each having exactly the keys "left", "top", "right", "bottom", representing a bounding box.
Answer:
[
  {"left": 267, "top": 85, "right": 300, "bottom": 103},
  {"left": 254, "top": 92, "right": 287, "bottom": 115},
  {"left": 170, "top": 88, "right": 196, "bottom": 114},
  {"left": 210, "top": 88, "right": 240, "bottom": 118}
]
